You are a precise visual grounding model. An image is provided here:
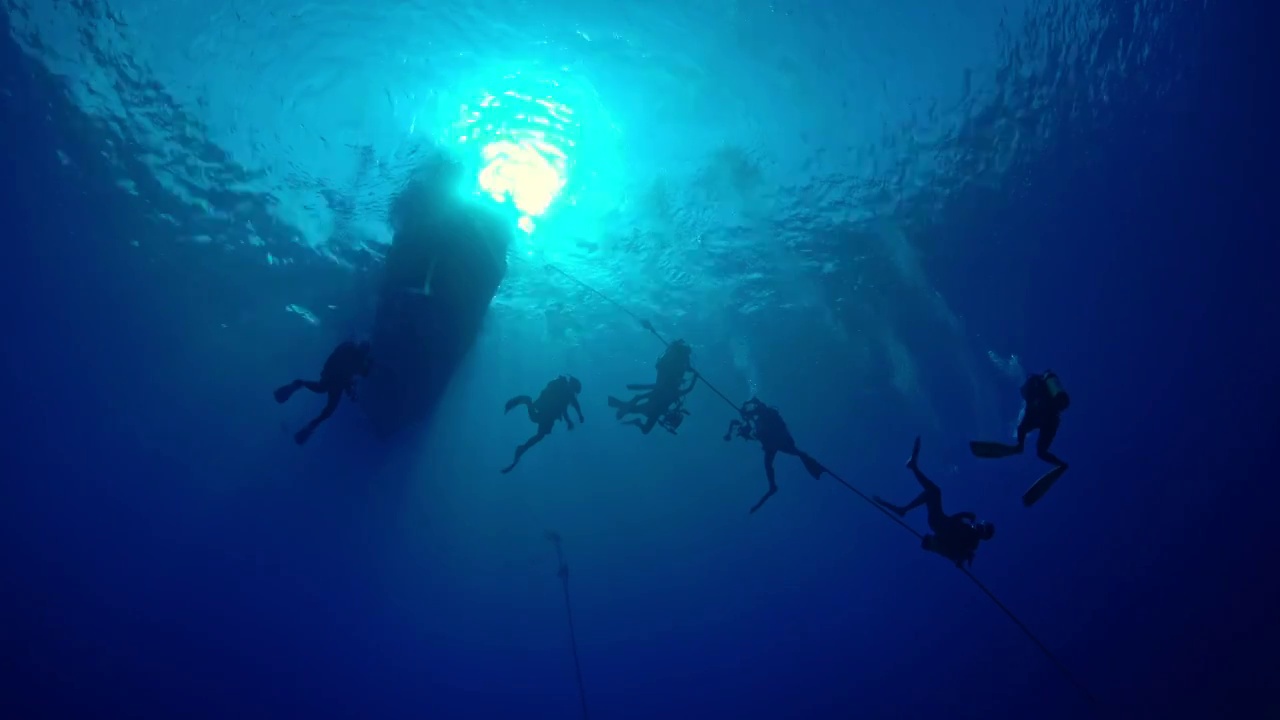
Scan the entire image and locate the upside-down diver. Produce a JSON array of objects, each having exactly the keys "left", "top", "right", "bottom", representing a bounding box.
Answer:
[{"left": 875, "top": 436, "right": 996, "bottom": 568}]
